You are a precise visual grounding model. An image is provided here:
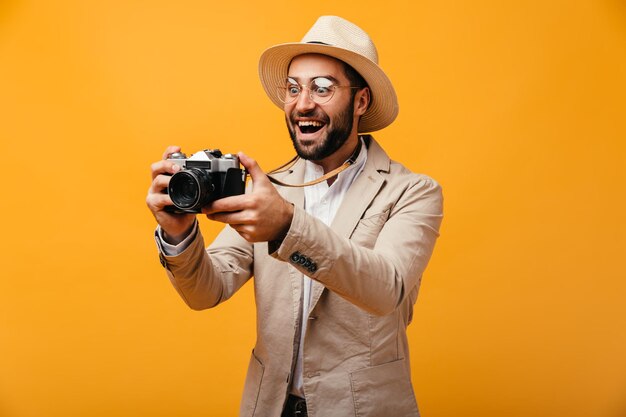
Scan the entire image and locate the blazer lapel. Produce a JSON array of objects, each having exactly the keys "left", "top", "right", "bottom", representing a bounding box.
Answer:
[{"left": 308, "top": 136, "right": 389, "bottom": 313}]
